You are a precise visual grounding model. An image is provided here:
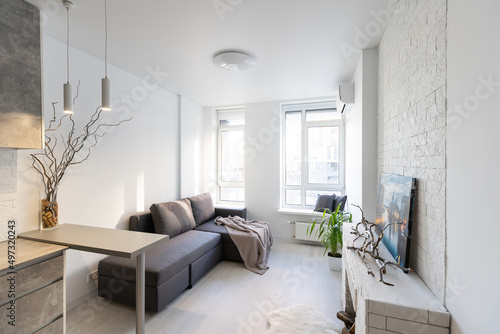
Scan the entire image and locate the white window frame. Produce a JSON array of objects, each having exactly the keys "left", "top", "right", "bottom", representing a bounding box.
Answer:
[
  {"left": 217, "top": 109, "right": 245, "bottom": 204},
  {"left": 281, "top": 101, "right": 345, "bottom": 210}
]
